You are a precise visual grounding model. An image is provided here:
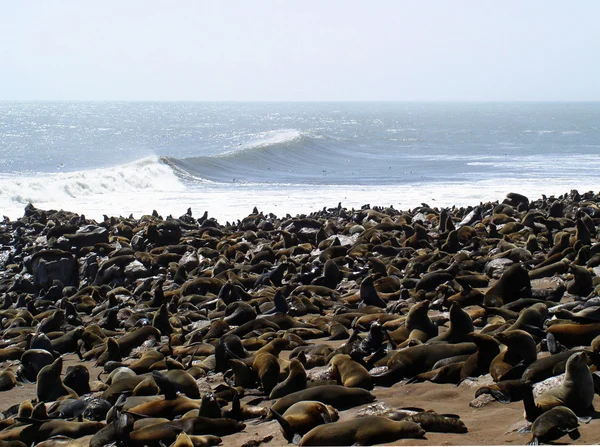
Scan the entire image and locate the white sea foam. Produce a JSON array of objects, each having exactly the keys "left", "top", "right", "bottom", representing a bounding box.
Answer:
[{"left": 220, "top": 129, "right": 303, "bottom": 156}]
